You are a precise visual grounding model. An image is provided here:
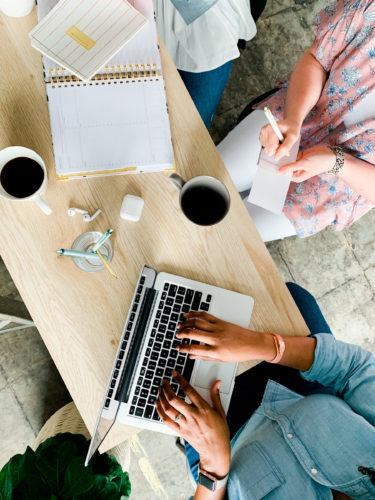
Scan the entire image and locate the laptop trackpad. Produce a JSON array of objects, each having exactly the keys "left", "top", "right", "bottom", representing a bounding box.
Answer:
[{"left": 193, "top": 361, "right": 234, "bottom": 394}]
